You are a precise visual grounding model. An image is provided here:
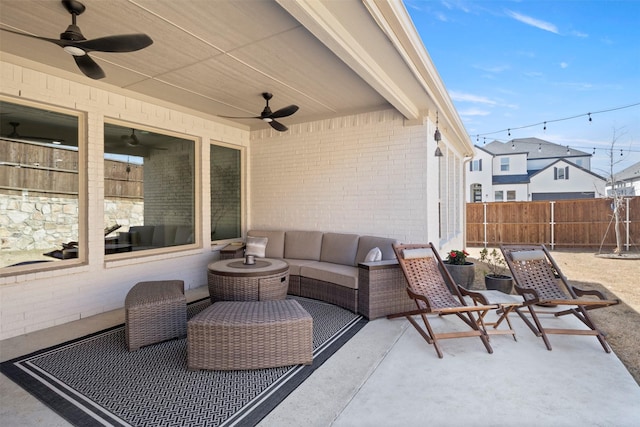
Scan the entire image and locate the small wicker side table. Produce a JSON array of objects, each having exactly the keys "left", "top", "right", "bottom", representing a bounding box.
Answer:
[
  {"left": 187, "top": 299, "right": 313, "bottom": 370},
  {"left": 125, "top": 280, "right": 187, "bottom": 351}
]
